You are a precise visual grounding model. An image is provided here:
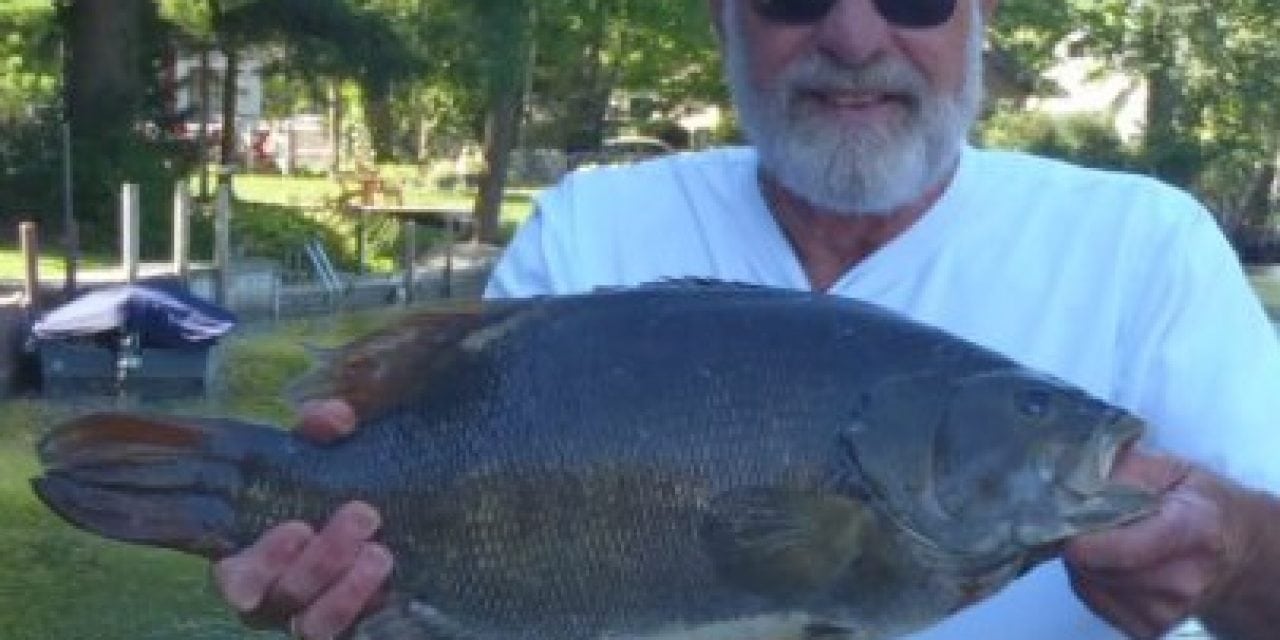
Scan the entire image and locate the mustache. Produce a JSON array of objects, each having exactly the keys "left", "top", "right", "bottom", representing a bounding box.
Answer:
[{"left": 778, "top": 55, "right": 930, "bottom": 103}]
